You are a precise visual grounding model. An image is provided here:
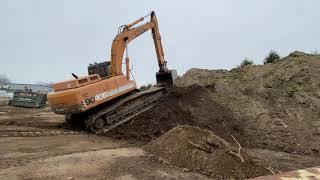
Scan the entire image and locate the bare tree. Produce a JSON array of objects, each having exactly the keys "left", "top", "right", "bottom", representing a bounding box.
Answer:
[{"left": 0, "top": 74, "right": 10, "bottom": 86}]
